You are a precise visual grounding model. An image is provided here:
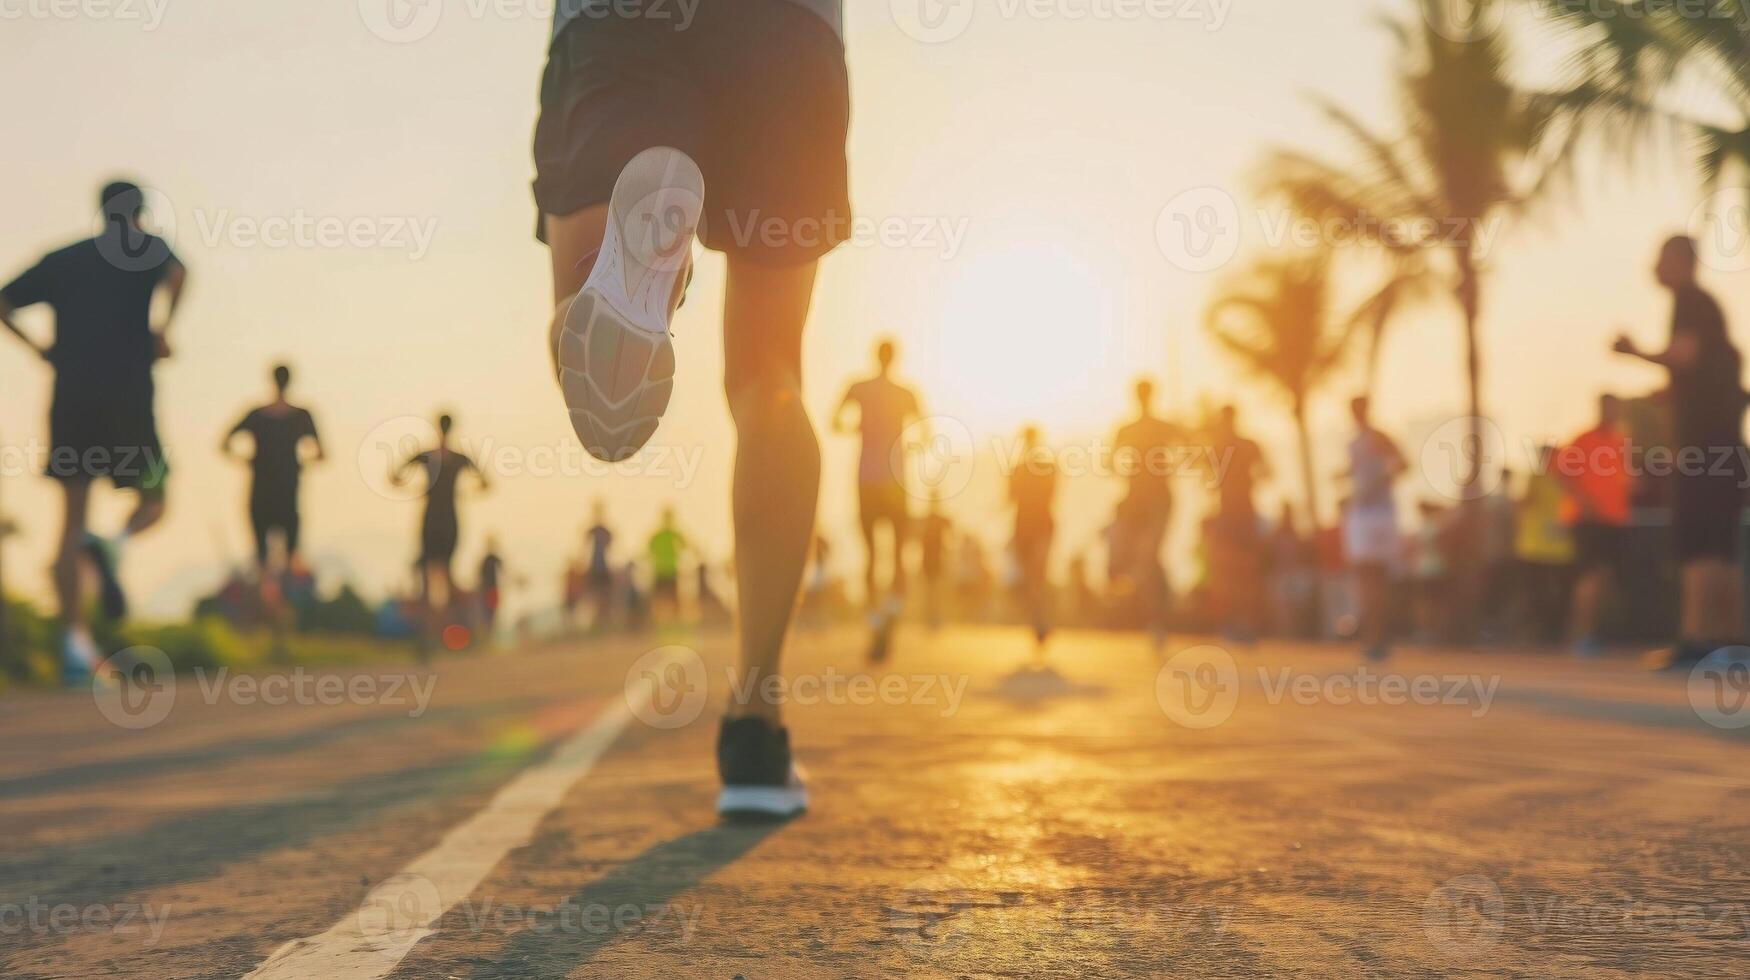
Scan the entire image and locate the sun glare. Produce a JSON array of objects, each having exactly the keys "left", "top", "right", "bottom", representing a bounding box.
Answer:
[{"left": 922, "top": 244, "right": 1122, "bottom": 439}]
